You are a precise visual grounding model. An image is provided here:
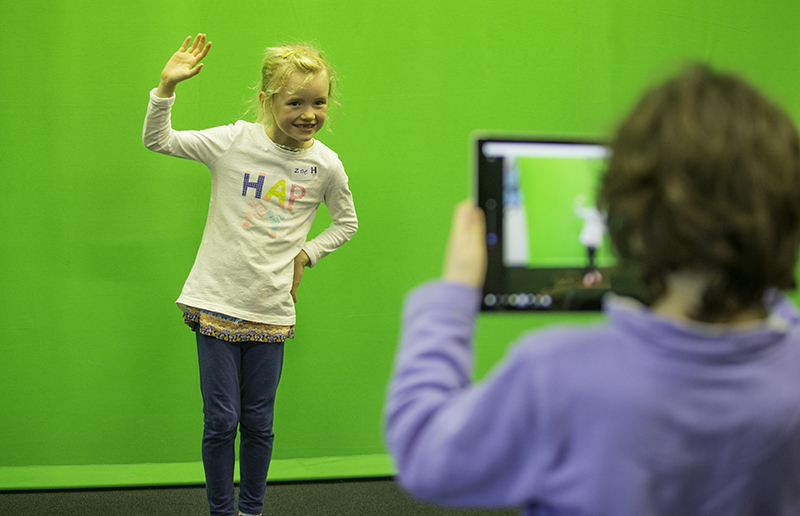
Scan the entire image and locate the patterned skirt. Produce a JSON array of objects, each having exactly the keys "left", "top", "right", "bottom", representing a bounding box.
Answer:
[{"left": 183, "top": 306, "right": 294, "bottom": 343}]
